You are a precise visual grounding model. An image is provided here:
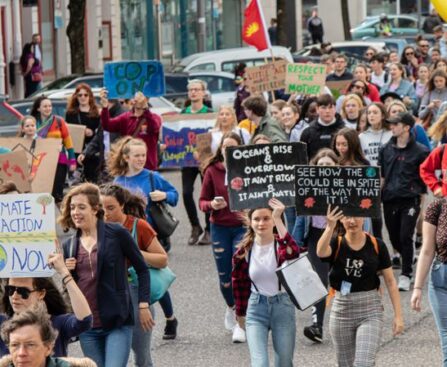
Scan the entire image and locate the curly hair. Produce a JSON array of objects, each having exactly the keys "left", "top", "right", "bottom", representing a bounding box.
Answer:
[
  {"left": 58, "top": 183, "right": 104, "bottom": 231},
  {"left": 428, "top": 109, "right": 447, "bottom": 142},
  {"left": 66, "top": 83, "right": 99, "bottom": 118},
  {"left": 107, "top": 137, "right": 147, "bottom": 177}
]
